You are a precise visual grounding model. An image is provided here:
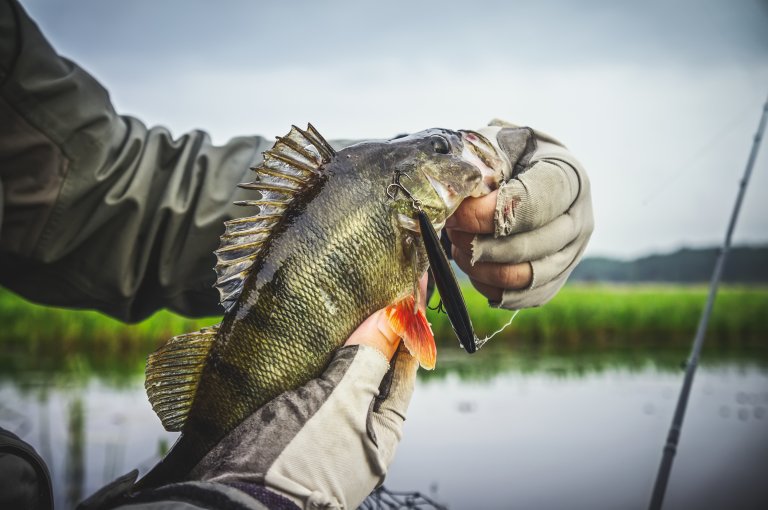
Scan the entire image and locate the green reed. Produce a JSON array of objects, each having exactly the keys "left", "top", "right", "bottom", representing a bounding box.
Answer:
[
  {"left": 427, "top": 284, "right": 768, "bottom": 346},
  {"left": 0, "top": 289, "right": 218, "bottom": 345},
  {"left": 1, "top": 284, "right": 766, "bottom": 380},
  {"left": 0, "top": 288, "right": 218, "bottom": 378}
]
